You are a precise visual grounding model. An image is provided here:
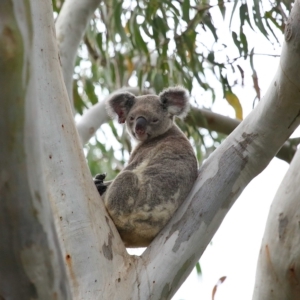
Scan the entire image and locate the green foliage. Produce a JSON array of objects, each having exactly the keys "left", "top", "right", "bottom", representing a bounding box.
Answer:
[
  {"left": 195, "top": 261, "right": 202, "bottom": 276},
  {"left": 86, "top": 140, "right": 122, "bottom": 181},
  {"left": 52, "top": 0, "right": 292, "bottom": 176}
]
